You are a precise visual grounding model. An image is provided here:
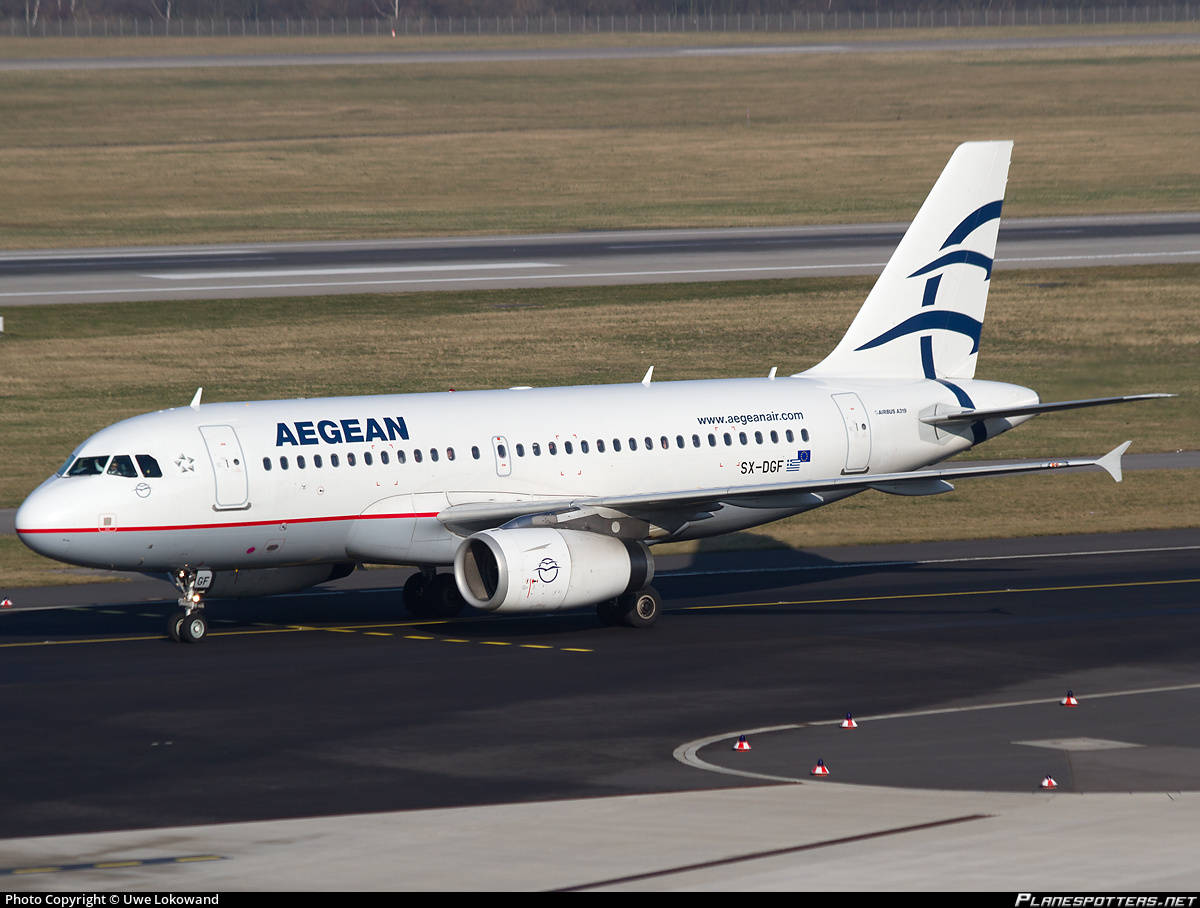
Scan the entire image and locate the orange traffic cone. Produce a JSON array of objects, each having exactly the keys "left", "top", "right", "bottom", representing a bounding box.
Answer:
[
  {"left": 1061, "top": 690, "right": 1079, "bottom": 707},
  {"left": 733, "top": 735, "right": 751, "bottom": 752},
  {"left": 810, "top": 758, "right": 830, "bottom": 777},
  {"left": 841, "top": 713, "right": 858, "bottom": 729},
  {"left": 1041, "top": 775, "right": 1058, "bottom": 790},
  {"left": 0, "top": 598, "right": 12, "bottom": 609}
]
